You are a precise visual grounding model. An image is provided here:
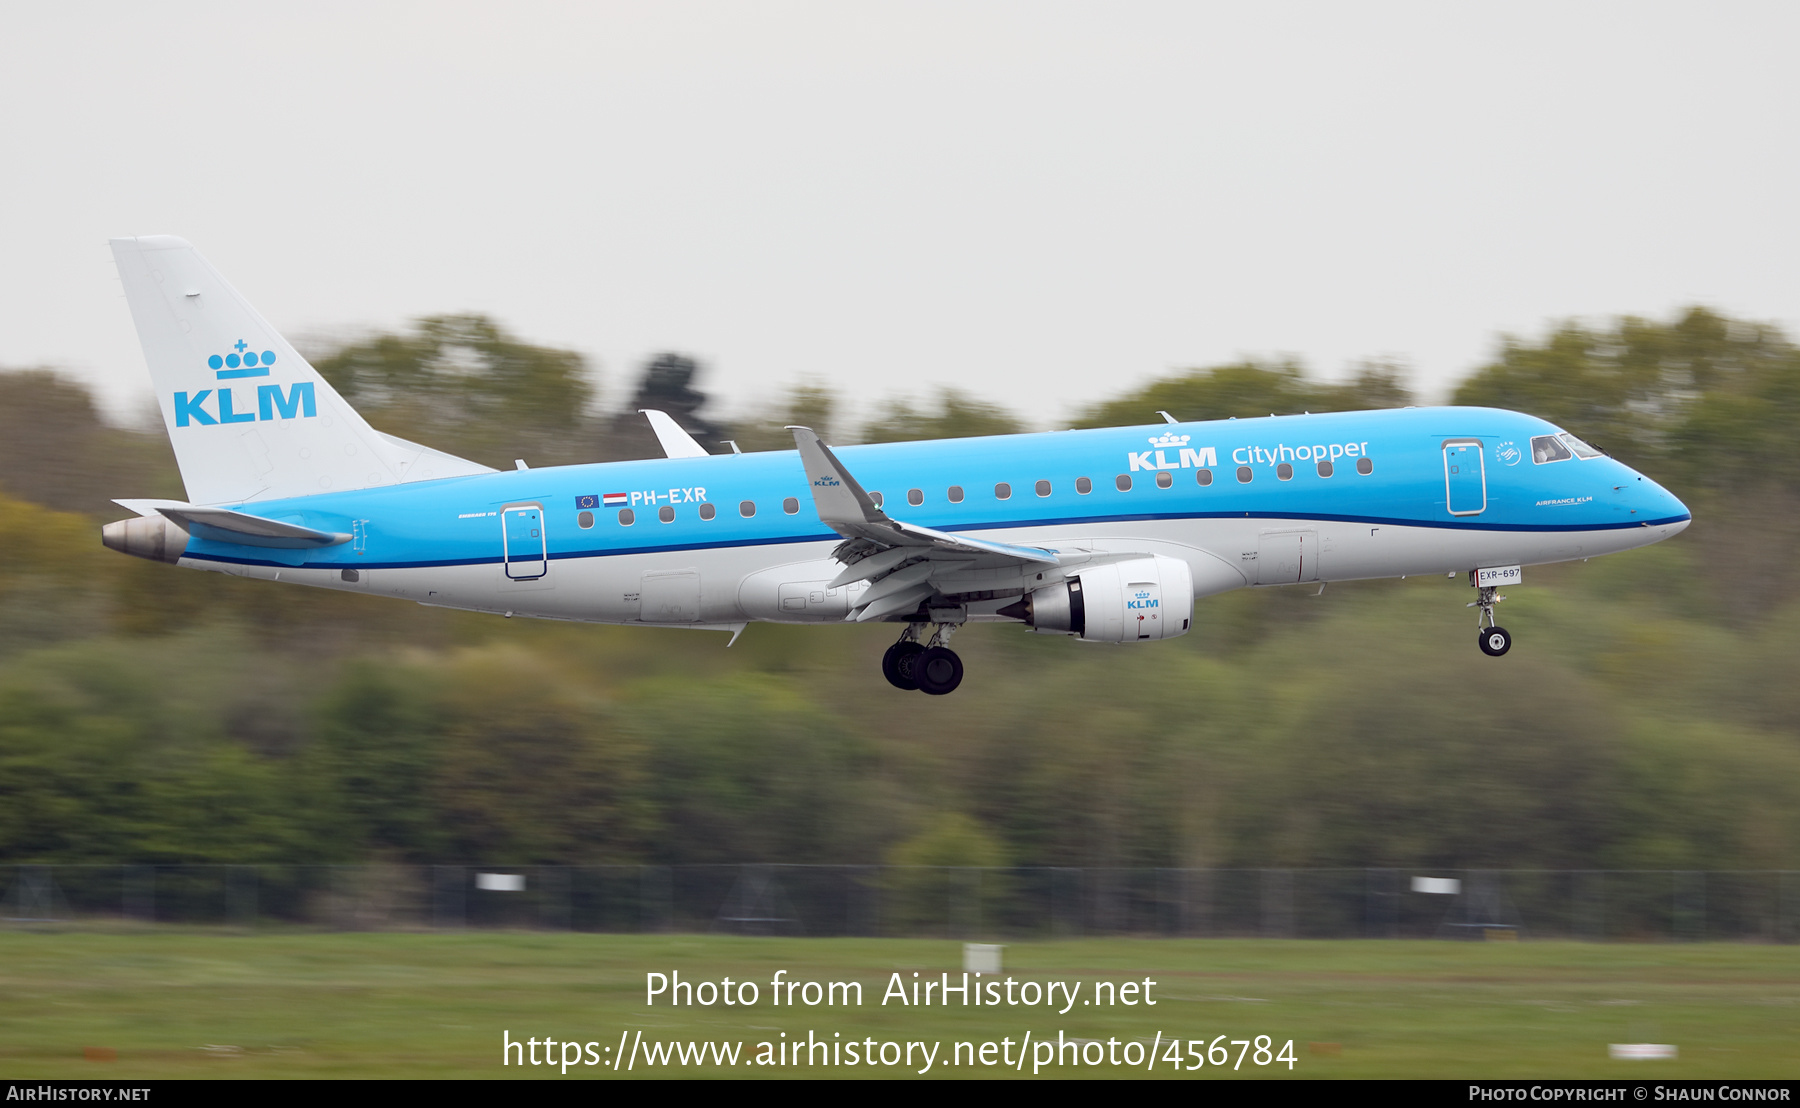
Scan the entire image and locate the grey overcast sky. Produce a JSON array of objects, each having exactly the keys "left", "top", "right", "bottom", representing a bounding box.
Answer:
[{"left": 4, "top": 2, "right": 1798, "bottom": 428}]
